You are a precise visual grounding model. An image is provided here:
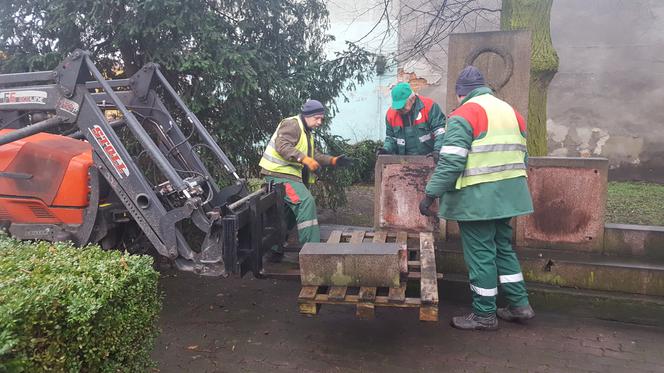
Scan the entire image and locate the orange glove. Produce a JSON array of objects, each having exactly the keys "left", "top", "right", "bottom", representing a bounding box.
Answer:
[
  {"left": 331, "top": 155, "right": 353, "bottom": 167},
  {"left": 301, "top": 156, "right": 320, "bottom": 172}
]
